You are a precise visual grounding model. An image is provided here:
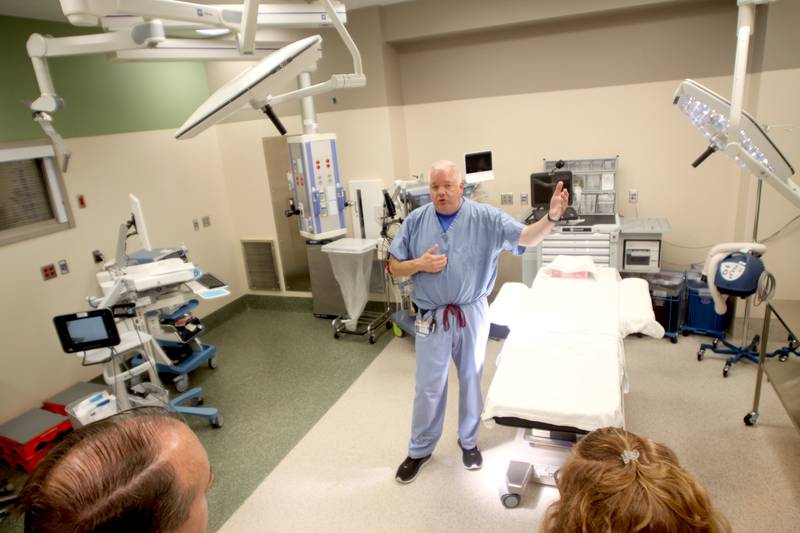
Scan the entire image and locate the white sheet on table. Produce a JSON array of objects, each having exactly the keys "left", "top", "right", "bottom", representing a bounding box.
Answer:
[
  {"left": 483, "top": 266, "right": 626, "bottom": 432},
  {"left": 482, "top": 338, "right": 624, "bottom": 431}
]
